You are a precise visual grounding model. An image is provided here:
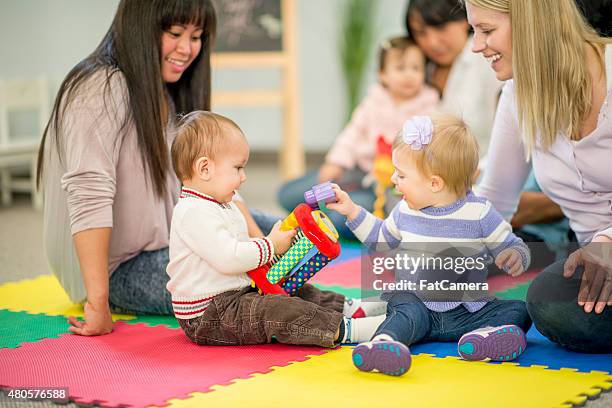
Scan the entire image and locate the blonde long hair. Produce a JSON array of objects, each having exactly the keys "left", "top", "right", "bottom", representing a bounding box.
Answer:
[{"left": 465, "top": 0, "right": 611, "bottom": 155}]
